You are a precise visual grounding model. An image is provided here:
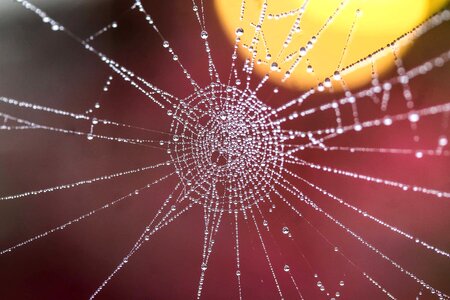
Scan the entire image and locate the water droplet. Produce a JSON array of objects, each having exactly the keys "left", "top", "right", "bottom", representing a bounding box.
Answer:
[
  {"left": 333, "top": 71, "right": 341, "bottom": 80},
  {"left": 438, "top": 136, "right": 448, "bottom": 147},
  {"left": 383, "top": 117, "right": 393, "bottom": 126},
  {"left": 408, "top": 112, "right": 420, "bottom": 123},
  {"left": 282, "top": 226, "right": 289, "bottom": 234},
  {"left": 200, "top": 30, "right": 208, "bottom": 39},
  {"left": 235, "top": 27, "right": 244, "bottom": 36},
  {"left": 283, "top": 265, "right": 290, "bottom": 272},
  {"left": 317, "top": 83, "right": 325, "bottom": 92},
  {"left": 270, "top": 62, "right": 279, "bottom": 71},
  {"left": 299, "top": 47, "right": 306, "bottom": 56}
]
